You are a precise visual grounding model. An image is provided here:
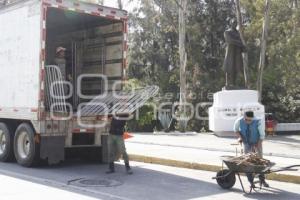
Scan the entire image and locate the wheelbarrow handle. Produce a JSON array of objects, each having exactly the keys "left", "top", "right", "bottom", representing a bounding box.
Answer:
[{"left": 269, "top": 165, "right": 300, "bottom": 173}]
